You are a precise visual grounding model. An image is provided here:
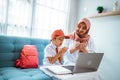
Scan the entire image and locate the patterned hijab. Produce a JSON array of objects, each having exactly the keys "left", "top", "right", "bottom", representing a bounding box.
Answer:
[{"left": 69, "top": 18, "right": 91, "bottom": 44}]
